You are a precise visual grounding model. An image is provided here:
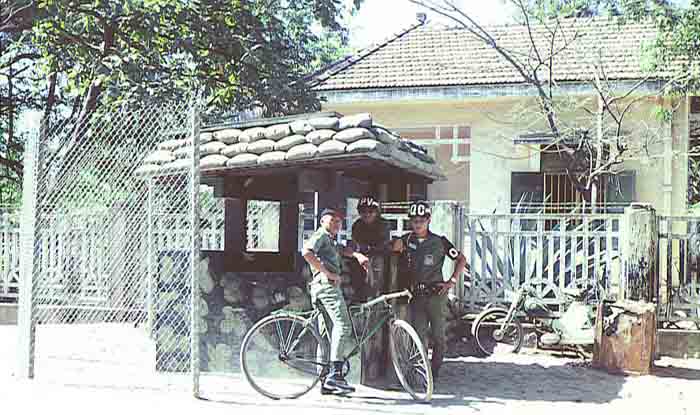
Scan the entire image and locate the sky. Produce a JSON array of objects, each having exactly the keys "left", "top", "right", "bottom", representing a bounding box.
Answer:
[
  {"left": 346, "top": 0, "right": 691, "bottom": 49},
  {"left": 347, "top": 0, "right": 511, "bottom": 48}
]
